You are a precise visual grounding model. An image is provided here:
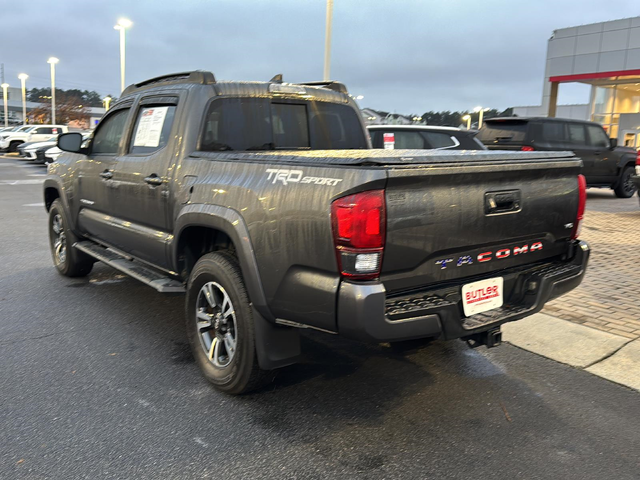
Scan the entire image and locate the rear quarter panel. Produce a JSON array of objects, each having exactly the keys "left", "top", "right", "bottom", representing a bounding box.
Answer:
[{"left": 176, "top": 155, "right": 386, "bottom": 332}]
